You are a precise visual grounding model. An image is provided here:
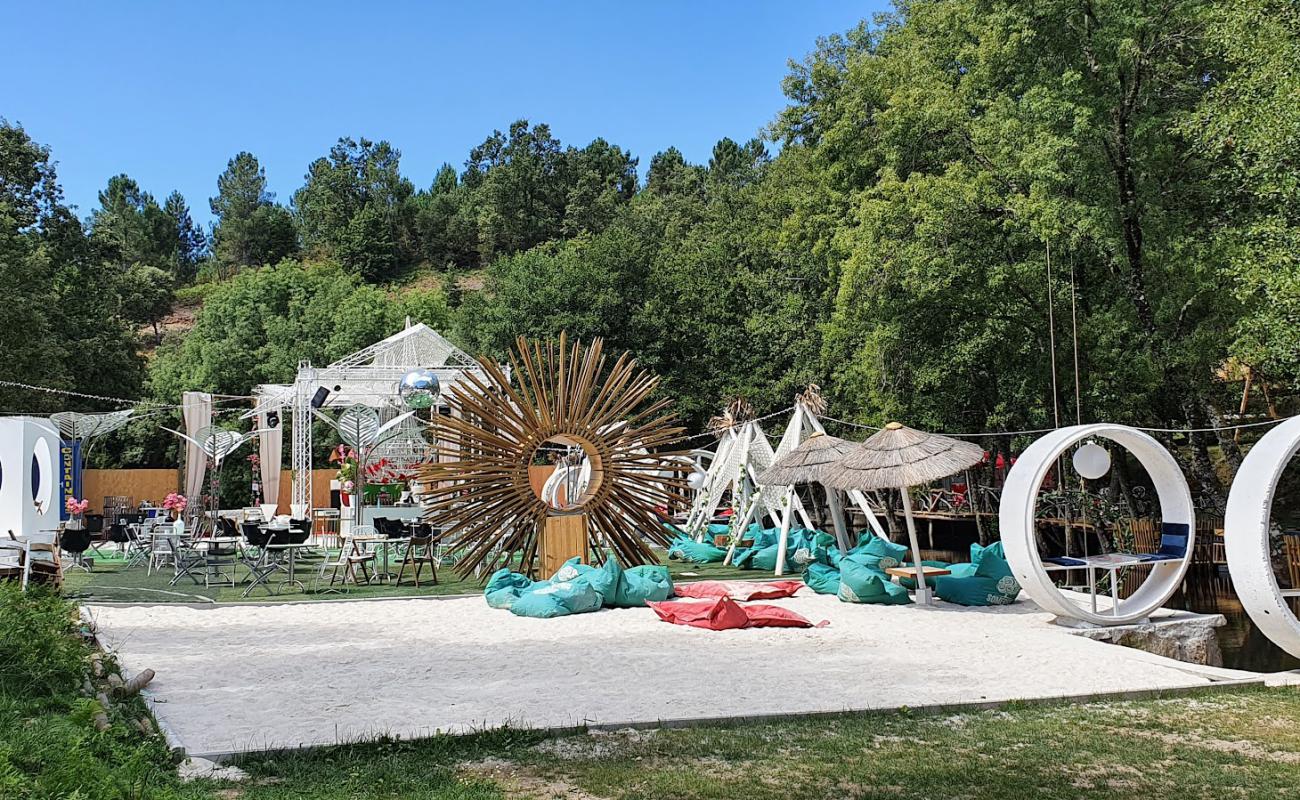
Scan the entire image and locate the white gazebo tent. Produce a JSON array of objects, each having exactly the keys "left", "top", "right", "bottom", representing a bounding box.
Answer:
[
  {"left": 247, "top": 322, "right": 488, "bottom": 516},
  {"left": 682, "top": 403, "right": 888, "bottom": 575}
]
